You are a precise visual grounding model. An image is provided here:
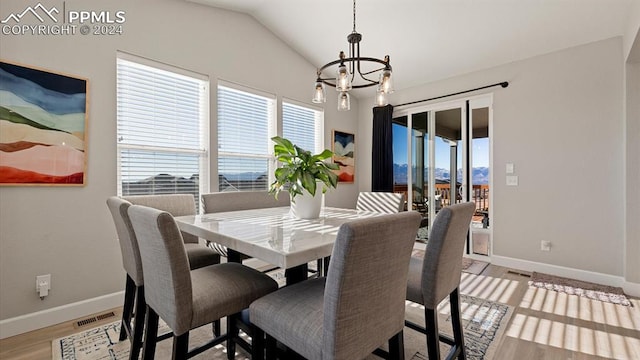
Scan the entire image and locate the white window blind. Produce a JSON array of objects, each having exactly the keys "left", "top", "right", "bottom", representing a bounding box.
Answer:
[
  {"left": 116, "top": 55, "right": 209, "bottom": 207},
  {"left": 282, "top": 100, "right": 323, "bottom": 153},
  {"left": 217, "top": 84, "right": 275, "bottom": 192}
]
